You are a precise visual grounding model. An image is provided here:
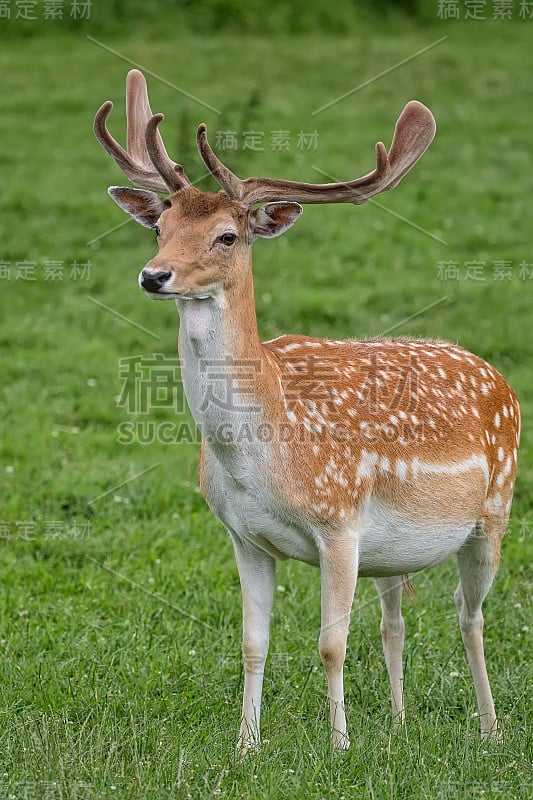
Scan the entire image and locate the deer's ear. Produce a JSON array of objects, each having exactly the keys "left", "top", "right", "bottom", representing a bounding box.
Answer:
[
  {"left": 250, "top": 202, "right": 303, "bottom": 240},
  {"left": 107, "top": 186, "right": 171, "bottom": 229}
]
